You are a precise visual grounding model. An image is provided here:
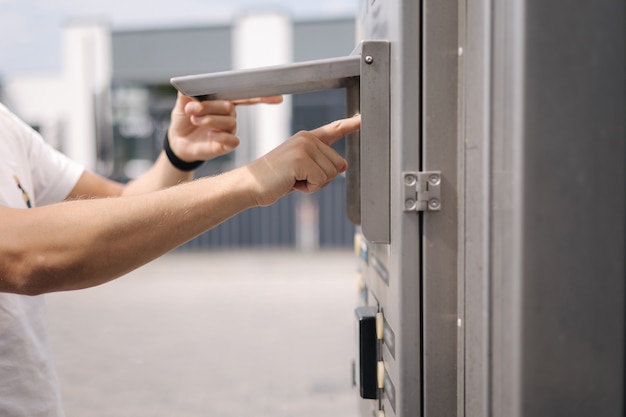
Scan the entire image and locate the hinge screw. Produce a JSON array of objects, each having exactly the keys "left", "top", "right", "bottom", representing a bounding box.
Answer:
[
  {"left": 405, "top": 199, "right": 417, "bottom": 210},
  {"left": 428, "top": 173, "right": 441, "bottom": 185},
  {"left": 428, "top": 199, "right": 441, "bottom": 210},
  {"left": 364, "top": 55, "right": 374, "bottom": 64},
  {"left": 404, "top": 174, "right": 417, "bottom": 186}
]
